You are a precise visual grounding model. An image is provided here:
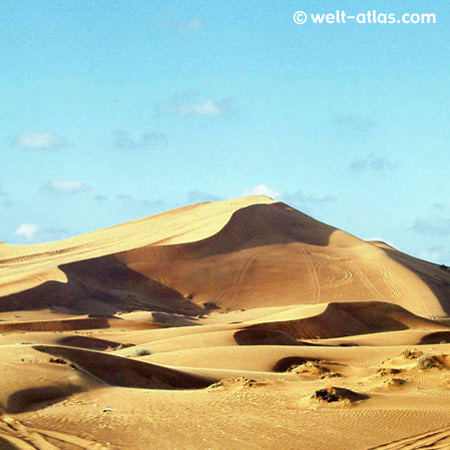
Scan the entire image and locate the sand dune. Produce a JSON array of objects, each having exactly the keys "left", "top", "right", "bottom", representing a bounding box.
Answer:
[
  {"left": 33, "top": 345, "right": 216, "bottom": 390},
  {"left": 1, "top": 196, "right": 449, "bottom": 317},
  {"left": 1, "top": 196, "right": 450, "bottom": 449}
]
